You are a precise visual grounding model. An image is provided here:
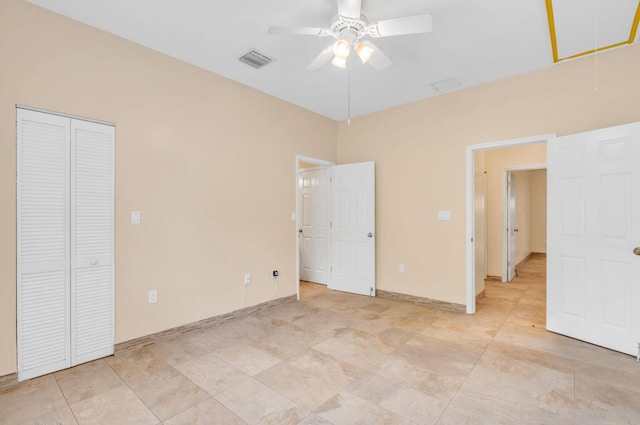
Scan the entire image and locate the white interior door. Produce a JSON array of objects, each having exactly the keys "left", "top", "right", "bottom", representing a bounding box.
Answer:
[
  {"left": 70, "top": 119, "right": 115, "bottom": 365},
  {"left": 299, "top": 168, "right": 329, "bottom": 284},
  {"left": 506, "top": 171, "right": 517, "bottom": 281},
  {"left": 17, "top": 109, "right": 71, "bottom": 381},
  {"left": 474, "top": 172, "right": 487, "bottom": 292},
  {"left": 329, "top": 162, "right": 375, "bottom": 296},
  {"left": 548, "top": 122, "right": 640, "bottom": 356}
]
